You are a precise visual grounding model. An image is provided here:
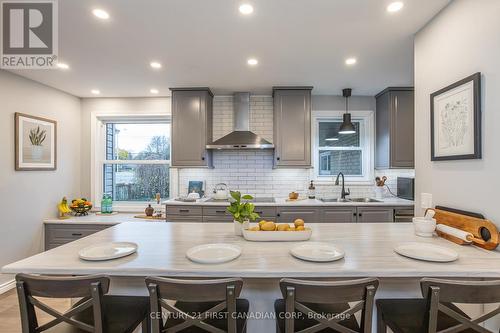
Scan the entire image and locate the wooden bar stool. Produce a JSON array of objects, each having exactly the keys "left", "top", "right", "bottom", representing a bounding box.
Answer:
[
  {"left": 376, "top": 278, "right": 500, "bottom": 333},
  {"left": 145, "top": 277, "right": 249, "bottom": 333},
  {"left": 15, "top": 273, "right": 150, "bottom": 333},
  {"left": 274, "top": 277, "right": 379, "bottom": 333}
]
